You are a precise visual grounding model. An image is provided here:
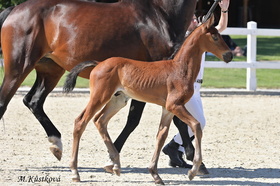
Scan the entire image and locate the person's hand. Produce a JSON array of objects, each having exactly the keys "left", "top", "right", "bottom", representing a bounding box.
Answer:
[{"left": 219, "top": 0, "right": 230, "bottom": 12}]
